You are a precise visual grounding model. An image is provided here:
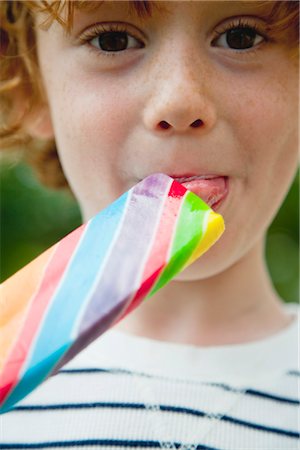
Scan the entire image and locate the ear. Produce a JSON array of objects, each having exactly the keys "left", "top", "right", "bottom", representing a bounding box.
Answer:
[{"left": 24, "top": 104, "right": 54, "bottom": 140}]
